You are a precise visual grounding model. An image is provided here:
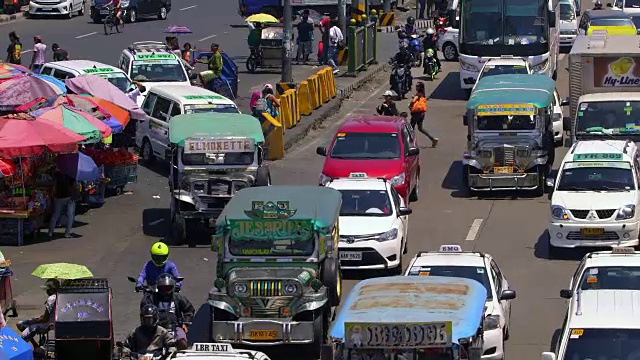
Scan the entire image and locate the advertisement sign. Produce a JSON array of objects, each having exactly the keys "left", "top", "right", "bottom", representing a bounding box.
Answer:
[
  {"left": 593, "top": 57, "right": 640, "bottom": 87},
  {"left": 184, "top": 138, "right": 255, "bottom": 154},
  {"left": 344, "top": 322, "right": 453, "bottom": 349},
  {"left": 476, "top": 104, "right": 536, "bottom": 116}
]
